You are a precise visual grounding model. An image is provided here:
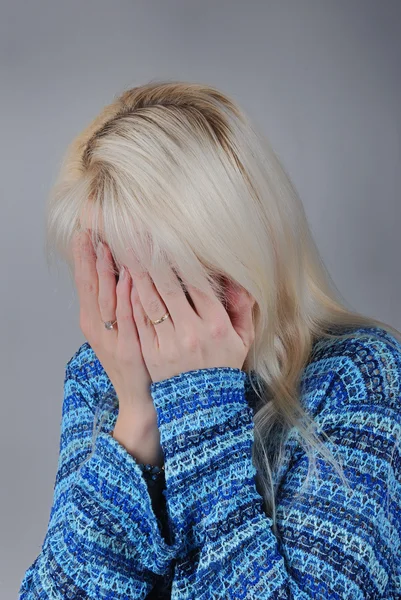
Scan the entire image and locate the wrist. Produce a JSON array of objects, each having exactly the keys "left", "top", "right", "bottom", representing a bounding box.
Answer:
[{"left": 112, "top": 405, "right": 164, "bottom": 467}]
